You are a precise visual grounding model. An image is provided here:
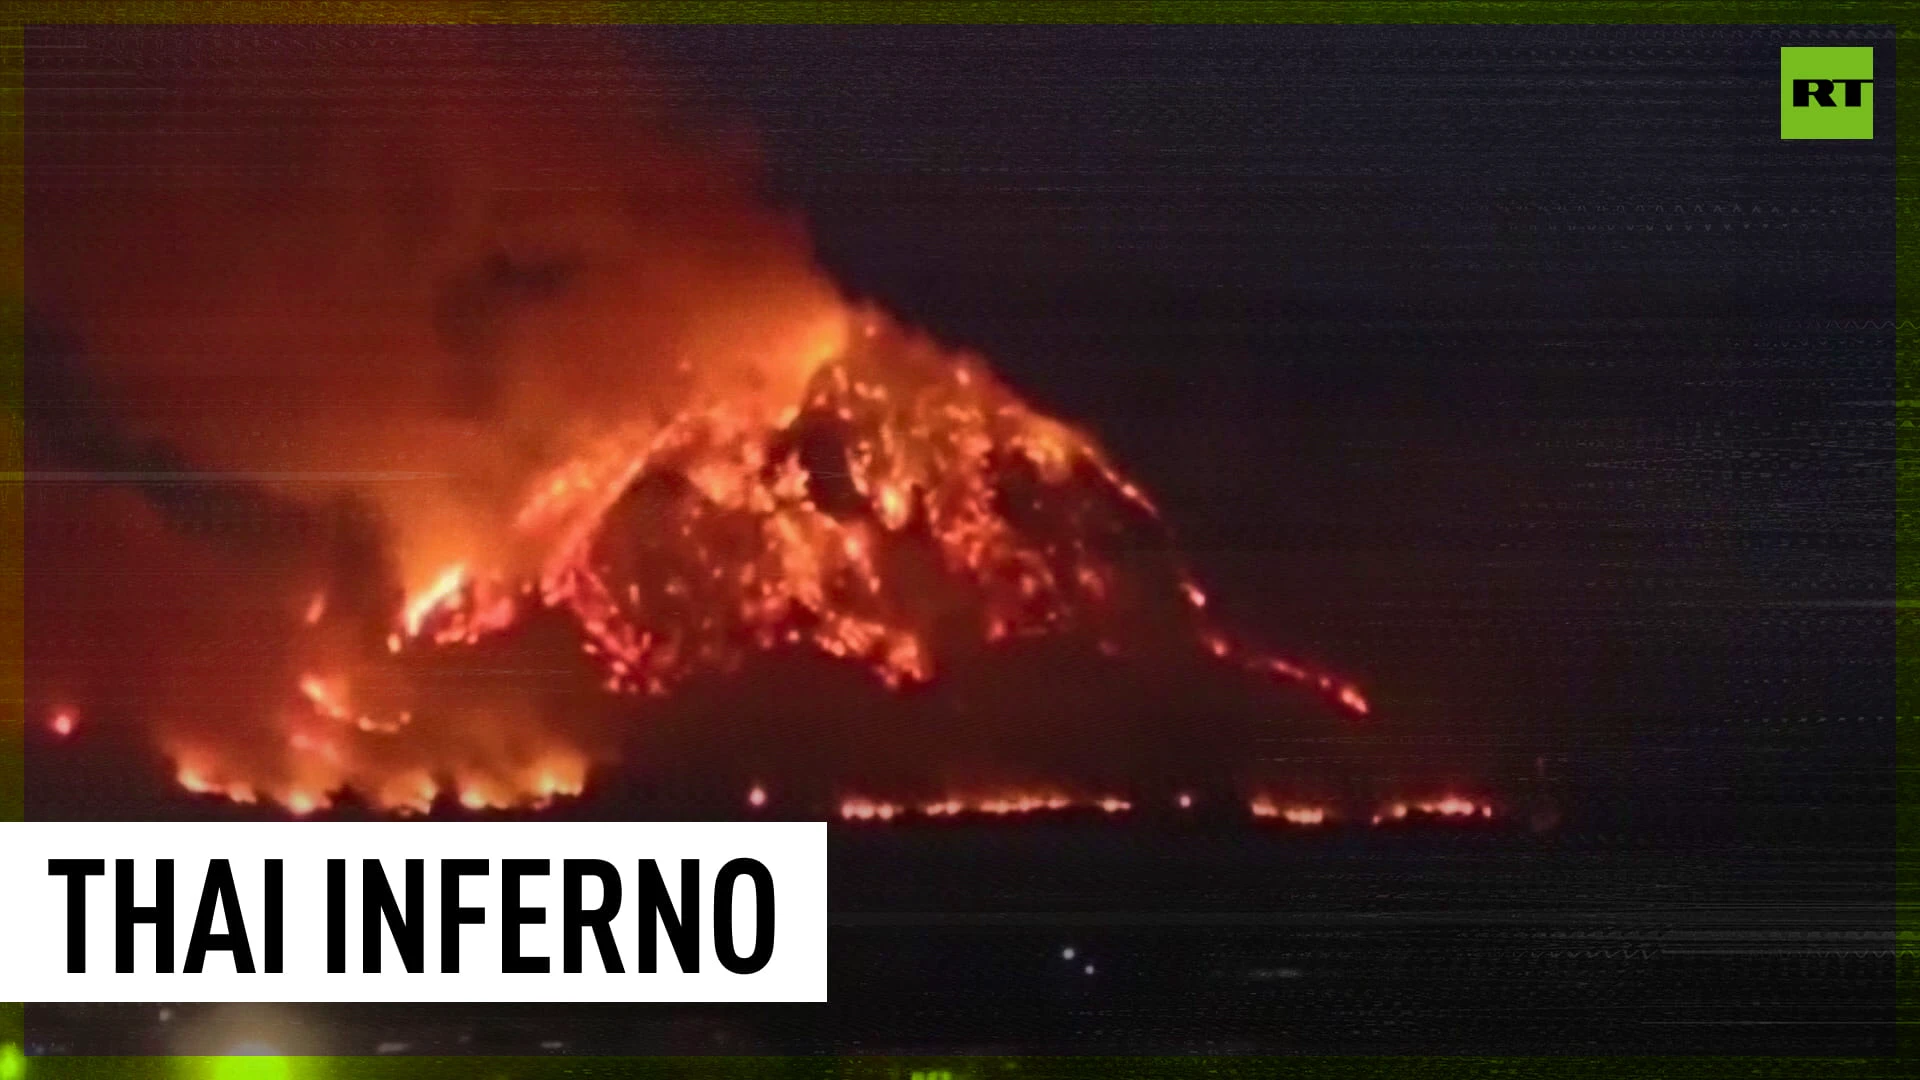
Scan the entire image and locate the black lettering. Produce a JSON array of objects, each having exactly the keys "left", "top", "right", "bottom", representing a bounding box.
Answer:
[
  {"left": 264, "top": 859, "right": 283, "bottom": 974},
  {"left": 326, "top": 859, "right": 346, "bottom": 974},
  {"left": 502, "top": 860, "right": 551, "bottom": 974},
  {"left": 563, "top": 859, "right": 624, "bottom": 974},
  {"left": 1794, "top": 78, "right": 1837, "bottom": 107},
  {"left": 714, "top": 858, "right": 775, "bottom": 975},
  {"left": 1838, "top": 78, "right": 1873, "bottom": 107},
  {"left": 184, "top": 859, "right": 254, "bottom": 974},
  {"left": 47, "top": 859, "right": 104, "bottom": 973},
  {"left": 116, "top": 859, "right": 173, "bottom": 974},
  {"left": 364, "top": 859, "right": 425, "bottom": 974},
  {"left": 440, "top": 859, "right": 488, "bottom": 973},
  {"left": 637, "top": 859, "right": 699, "bottom": 974}
]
